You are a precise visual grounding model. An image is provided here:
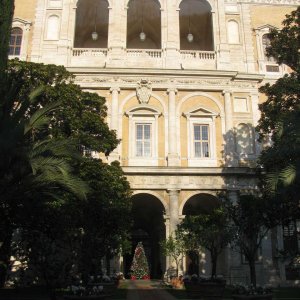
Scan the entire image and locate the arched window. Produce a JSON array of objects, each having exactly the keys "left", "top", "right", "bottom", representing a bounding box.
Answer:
[
  {"left": 235, "top": 123, "right": 253, "bottom": 155},
  {"left": 74, "top": 0, "right": 109, "bottom": 48},
  {"left": 9, "top": 28, "right": 23, "bottom": 55},
  {"left": 127, "top": 0, "right": 161, "bottom": 49},
  {"left": 227, "top": 20, "right": 239, "bottom": 44},
  {"left": 46, "top": 15, "right": 60, "bottom": 40},
  {"left": 179, "top": 0, "right": 214, "bottom": 51}
]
